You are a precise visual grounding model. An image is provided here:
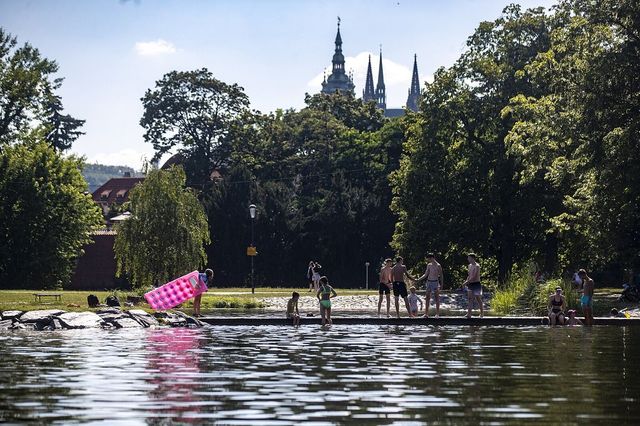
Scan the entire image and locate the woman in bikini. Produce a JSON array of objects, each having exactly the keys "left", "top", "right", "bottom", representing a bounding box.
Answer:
[
  {"left": 548, "top": 286, "right": 566, "bottom": 326},
  {"left": 317, "top": 276, "right": 337, "bottom": 326}
]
